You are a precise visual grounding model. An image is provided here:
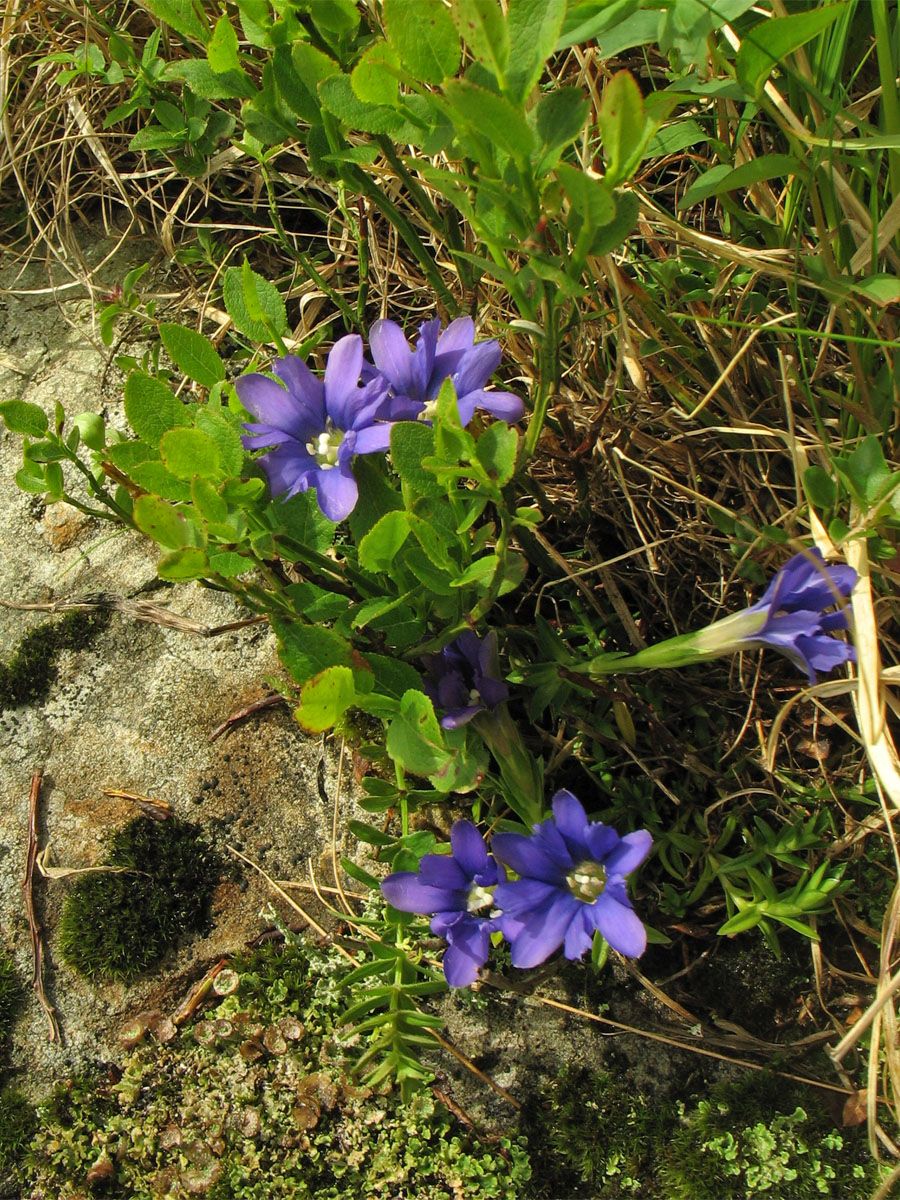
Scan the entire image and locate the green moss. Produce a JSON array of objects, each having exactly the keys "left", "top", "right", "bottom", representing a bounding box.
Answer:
[
  {"left": 0, "top": 951, "right": 24, "bottom": 1043},
  {"left": 524, "top": 1067, "right": 884, "bottom": 1199},
  {"left": 0, "top": 608, "right": 110, "bottom": 710},
  {"left": 0, "top": 1089, "right": 36, "bottom": 1174},
  {"left": 58, "top": 816, "right": 221, "bottom": 981},
  {"left": 27, "top": 939, "right": 532, "bottom": 1199}
]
